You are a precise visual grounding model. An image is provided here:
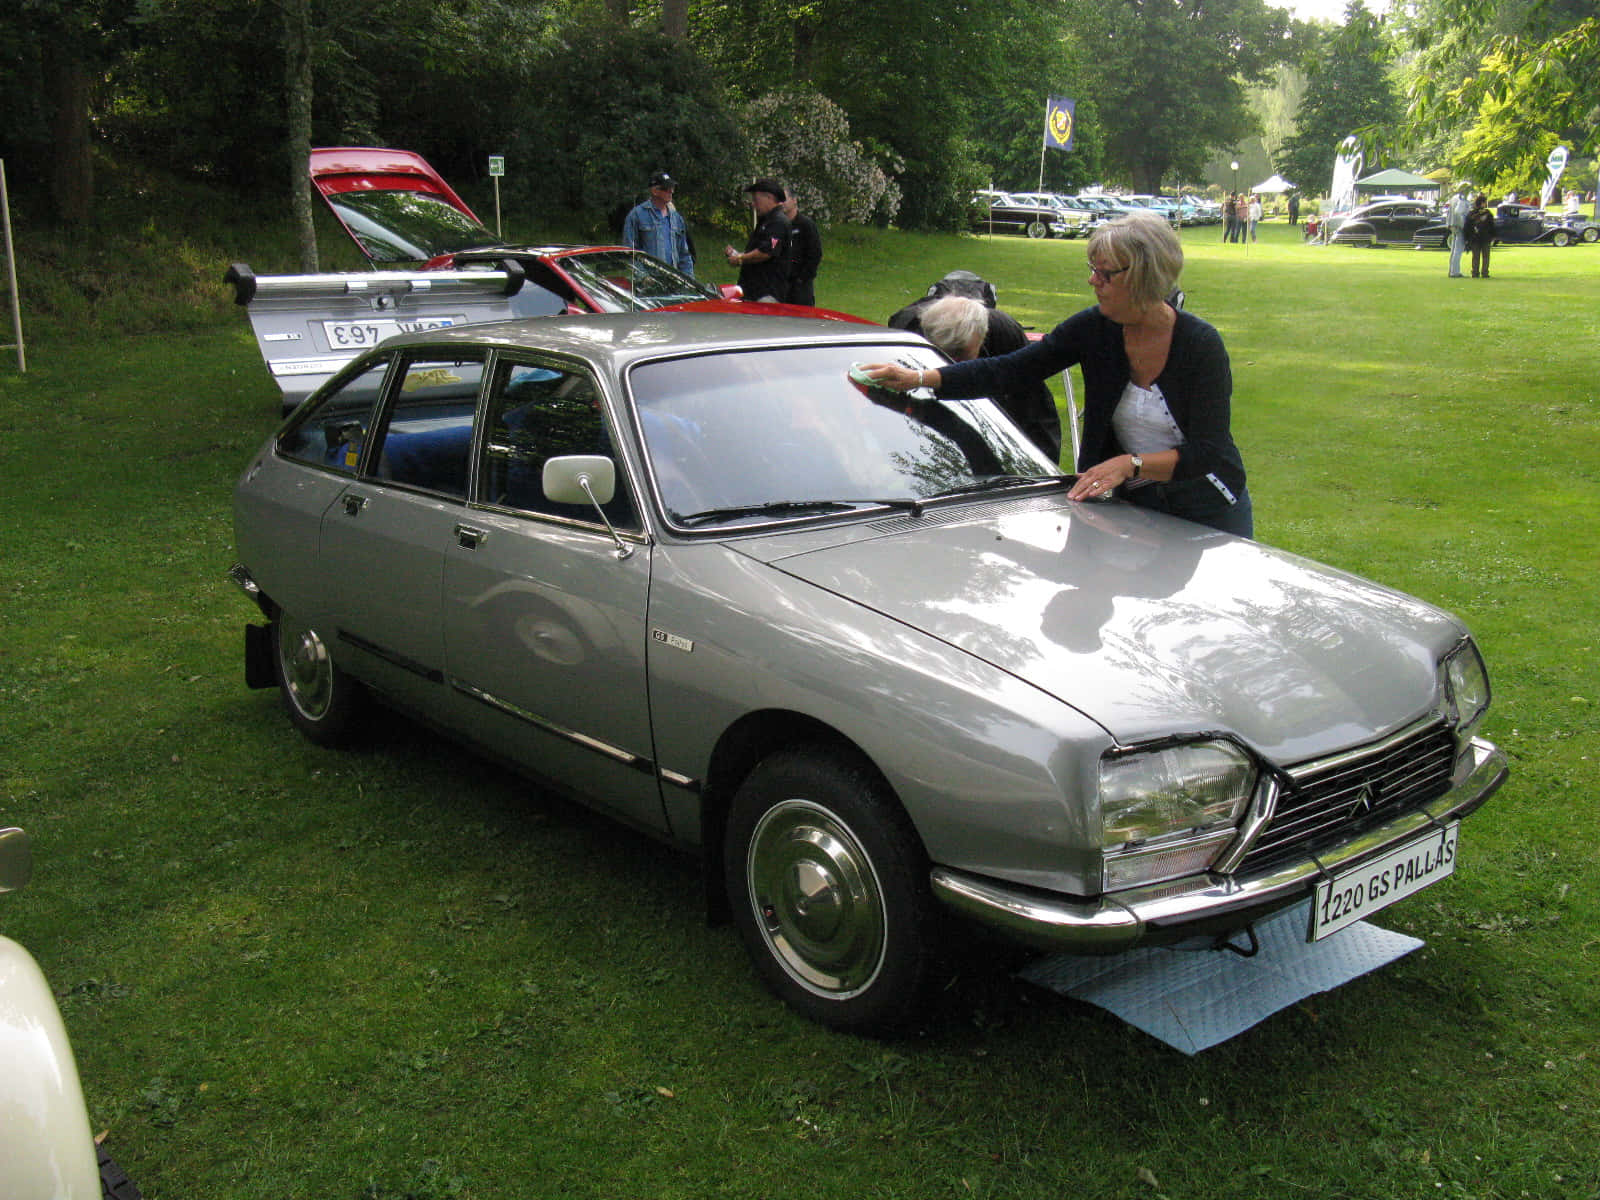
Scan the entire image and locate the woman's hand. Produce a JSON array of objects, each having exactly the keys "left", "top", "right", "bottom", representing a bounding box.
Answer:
[
  {"left": 861, "top": 363, "right": 937, "bottom": 392},
  {"left": 1067, "top": 456, "right": 1130, "bottom": 502}
]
